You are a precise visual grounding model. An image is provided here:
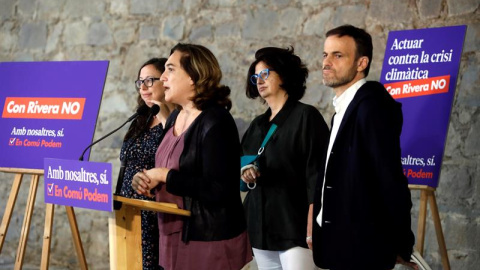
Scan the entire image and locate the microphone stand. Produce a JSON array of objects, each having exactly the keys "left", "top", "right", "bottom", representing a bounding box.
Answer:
[
  {"left": 79, "top": 116, "right": 138, "bottom": 161},
  {"left": 78, "top": 105, "right": 149, "bottom": 161},
  {"left": 113, "top": 104, "right": 160, "bottom": 210}
]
